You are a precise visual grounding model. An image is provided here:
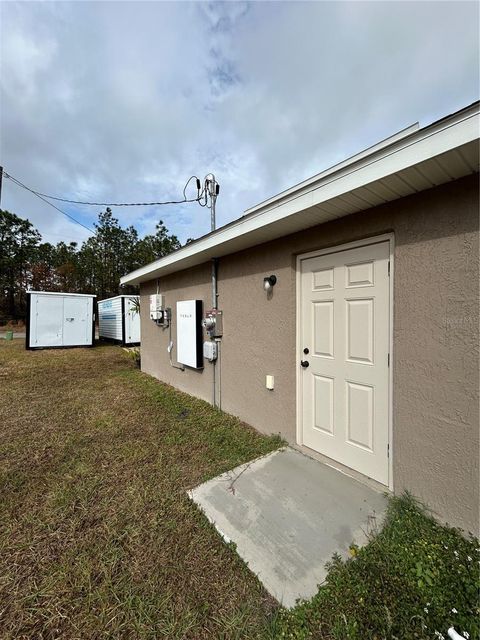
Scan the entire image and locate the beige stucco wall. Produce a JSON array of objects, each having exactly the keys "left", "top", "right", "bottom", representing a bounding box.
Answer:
[{"left": 140, "top": 174, "right": 479, "bottom": 535}]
